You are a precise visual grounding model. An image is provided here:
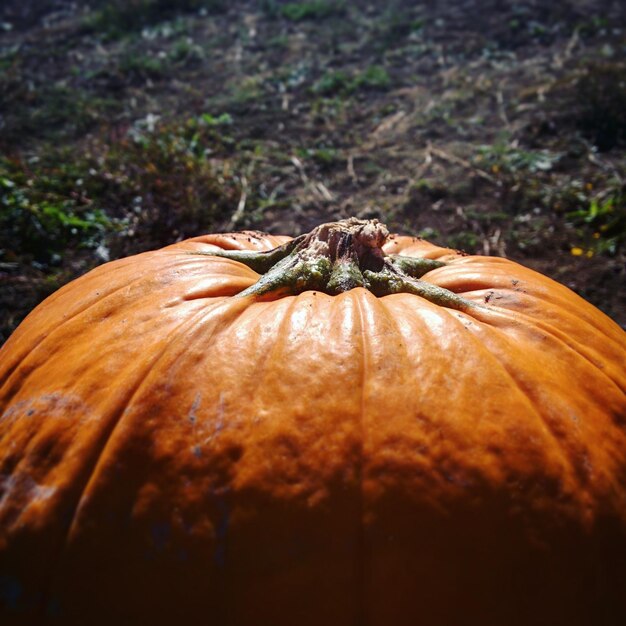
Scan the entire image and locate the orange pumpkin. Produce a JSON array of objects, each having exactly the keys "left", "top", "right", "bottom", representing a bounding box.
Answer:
[{"left": 1, "top": 218, "right": 625, "bottom": 626}]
